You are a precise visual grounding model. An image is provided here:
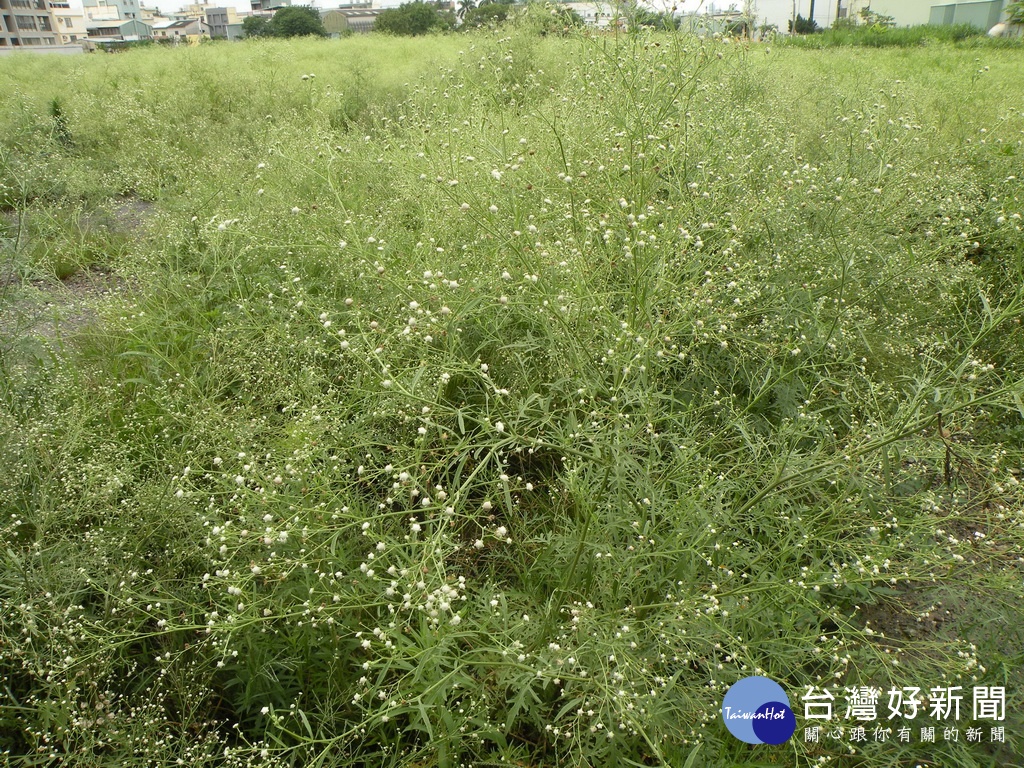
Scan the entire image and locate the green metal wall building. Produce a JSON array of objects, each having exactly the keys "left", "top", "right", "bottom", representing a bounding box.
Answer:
[{"left": 929, "top": 0, "right": 1009, "bottom": 28}]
